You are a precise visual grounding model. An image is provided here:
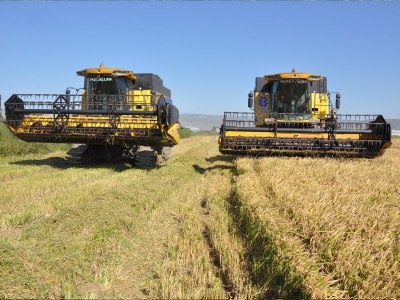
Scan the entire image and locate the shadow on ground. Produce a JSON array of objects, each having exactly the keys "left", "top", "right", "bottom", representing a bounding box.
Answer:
[
  {"left": 192, "top": 164, "right": 233, "bottom": 174},
  {"left": 192, "top": 154, "right": 237, "bottom": 174},
  {"left": 9, "top": 157, "right": 139, "bottom": 172},
  {"left": 205, "top": 154, "right": 238, "bottom": 163}
]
